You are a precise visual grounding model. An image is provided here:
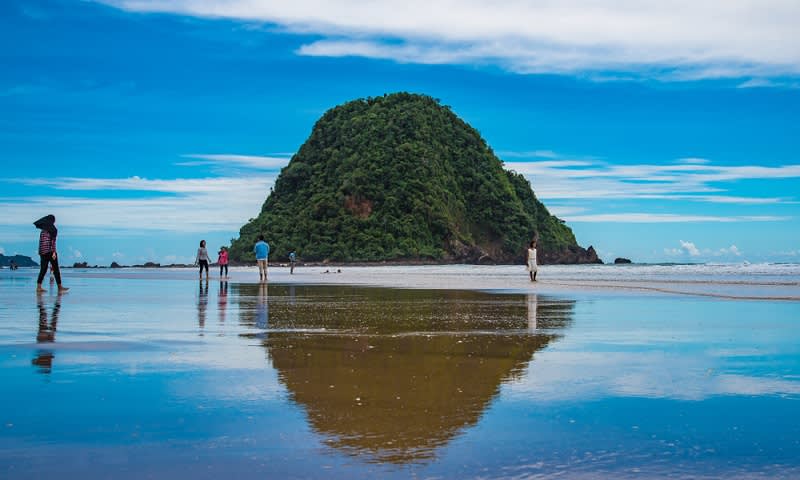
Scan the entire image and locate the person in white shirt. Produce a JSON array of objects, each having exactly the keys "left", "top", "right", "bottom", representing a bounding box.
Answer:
[
  {"left": 527, "top": 240, "right": 538, "bottom": 282},
  {"left": 196, "top": 239, "right": 211, "bottom": 281}
]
